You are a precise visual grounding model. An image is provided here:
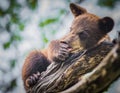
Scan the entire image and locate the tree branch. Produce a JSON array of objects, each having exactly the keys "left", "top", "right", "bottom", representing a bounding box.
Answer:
[
  {"left": 30, "top": 36, "right": 120, "bottom": 93},
  {"left": 60, "top": 43, "right": 120, "bottom": 93}
]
